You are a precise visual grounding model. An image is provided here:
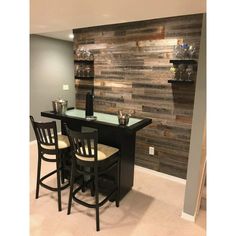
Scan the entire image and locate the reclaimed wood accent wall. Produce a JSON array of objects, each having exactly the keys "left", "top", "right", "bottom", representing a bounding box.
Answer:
[{"left": 73, "top": 14, "right": 203, "bottom": 179}]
